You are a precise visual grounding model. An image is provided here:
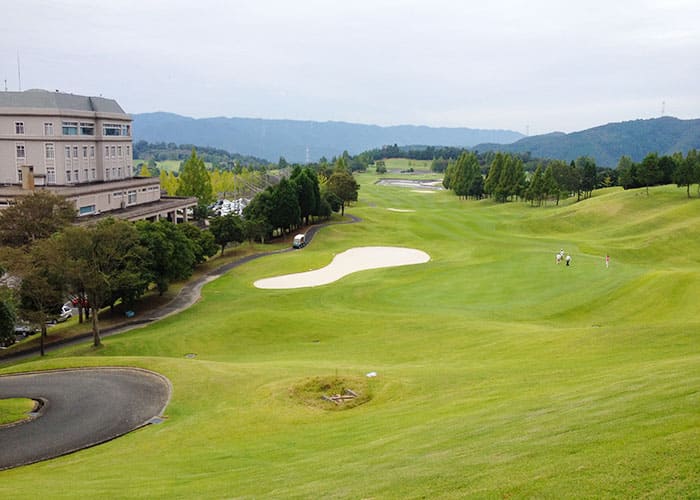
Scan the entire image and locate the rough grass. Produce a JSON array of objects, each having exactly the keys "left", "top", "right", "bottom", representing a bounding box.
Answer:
[
  {"left": 0, "top": 182, "right": 698, "bottom": 498},
  {"left": 0, "top": 398, "right": 35, "bottom": 426}
]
